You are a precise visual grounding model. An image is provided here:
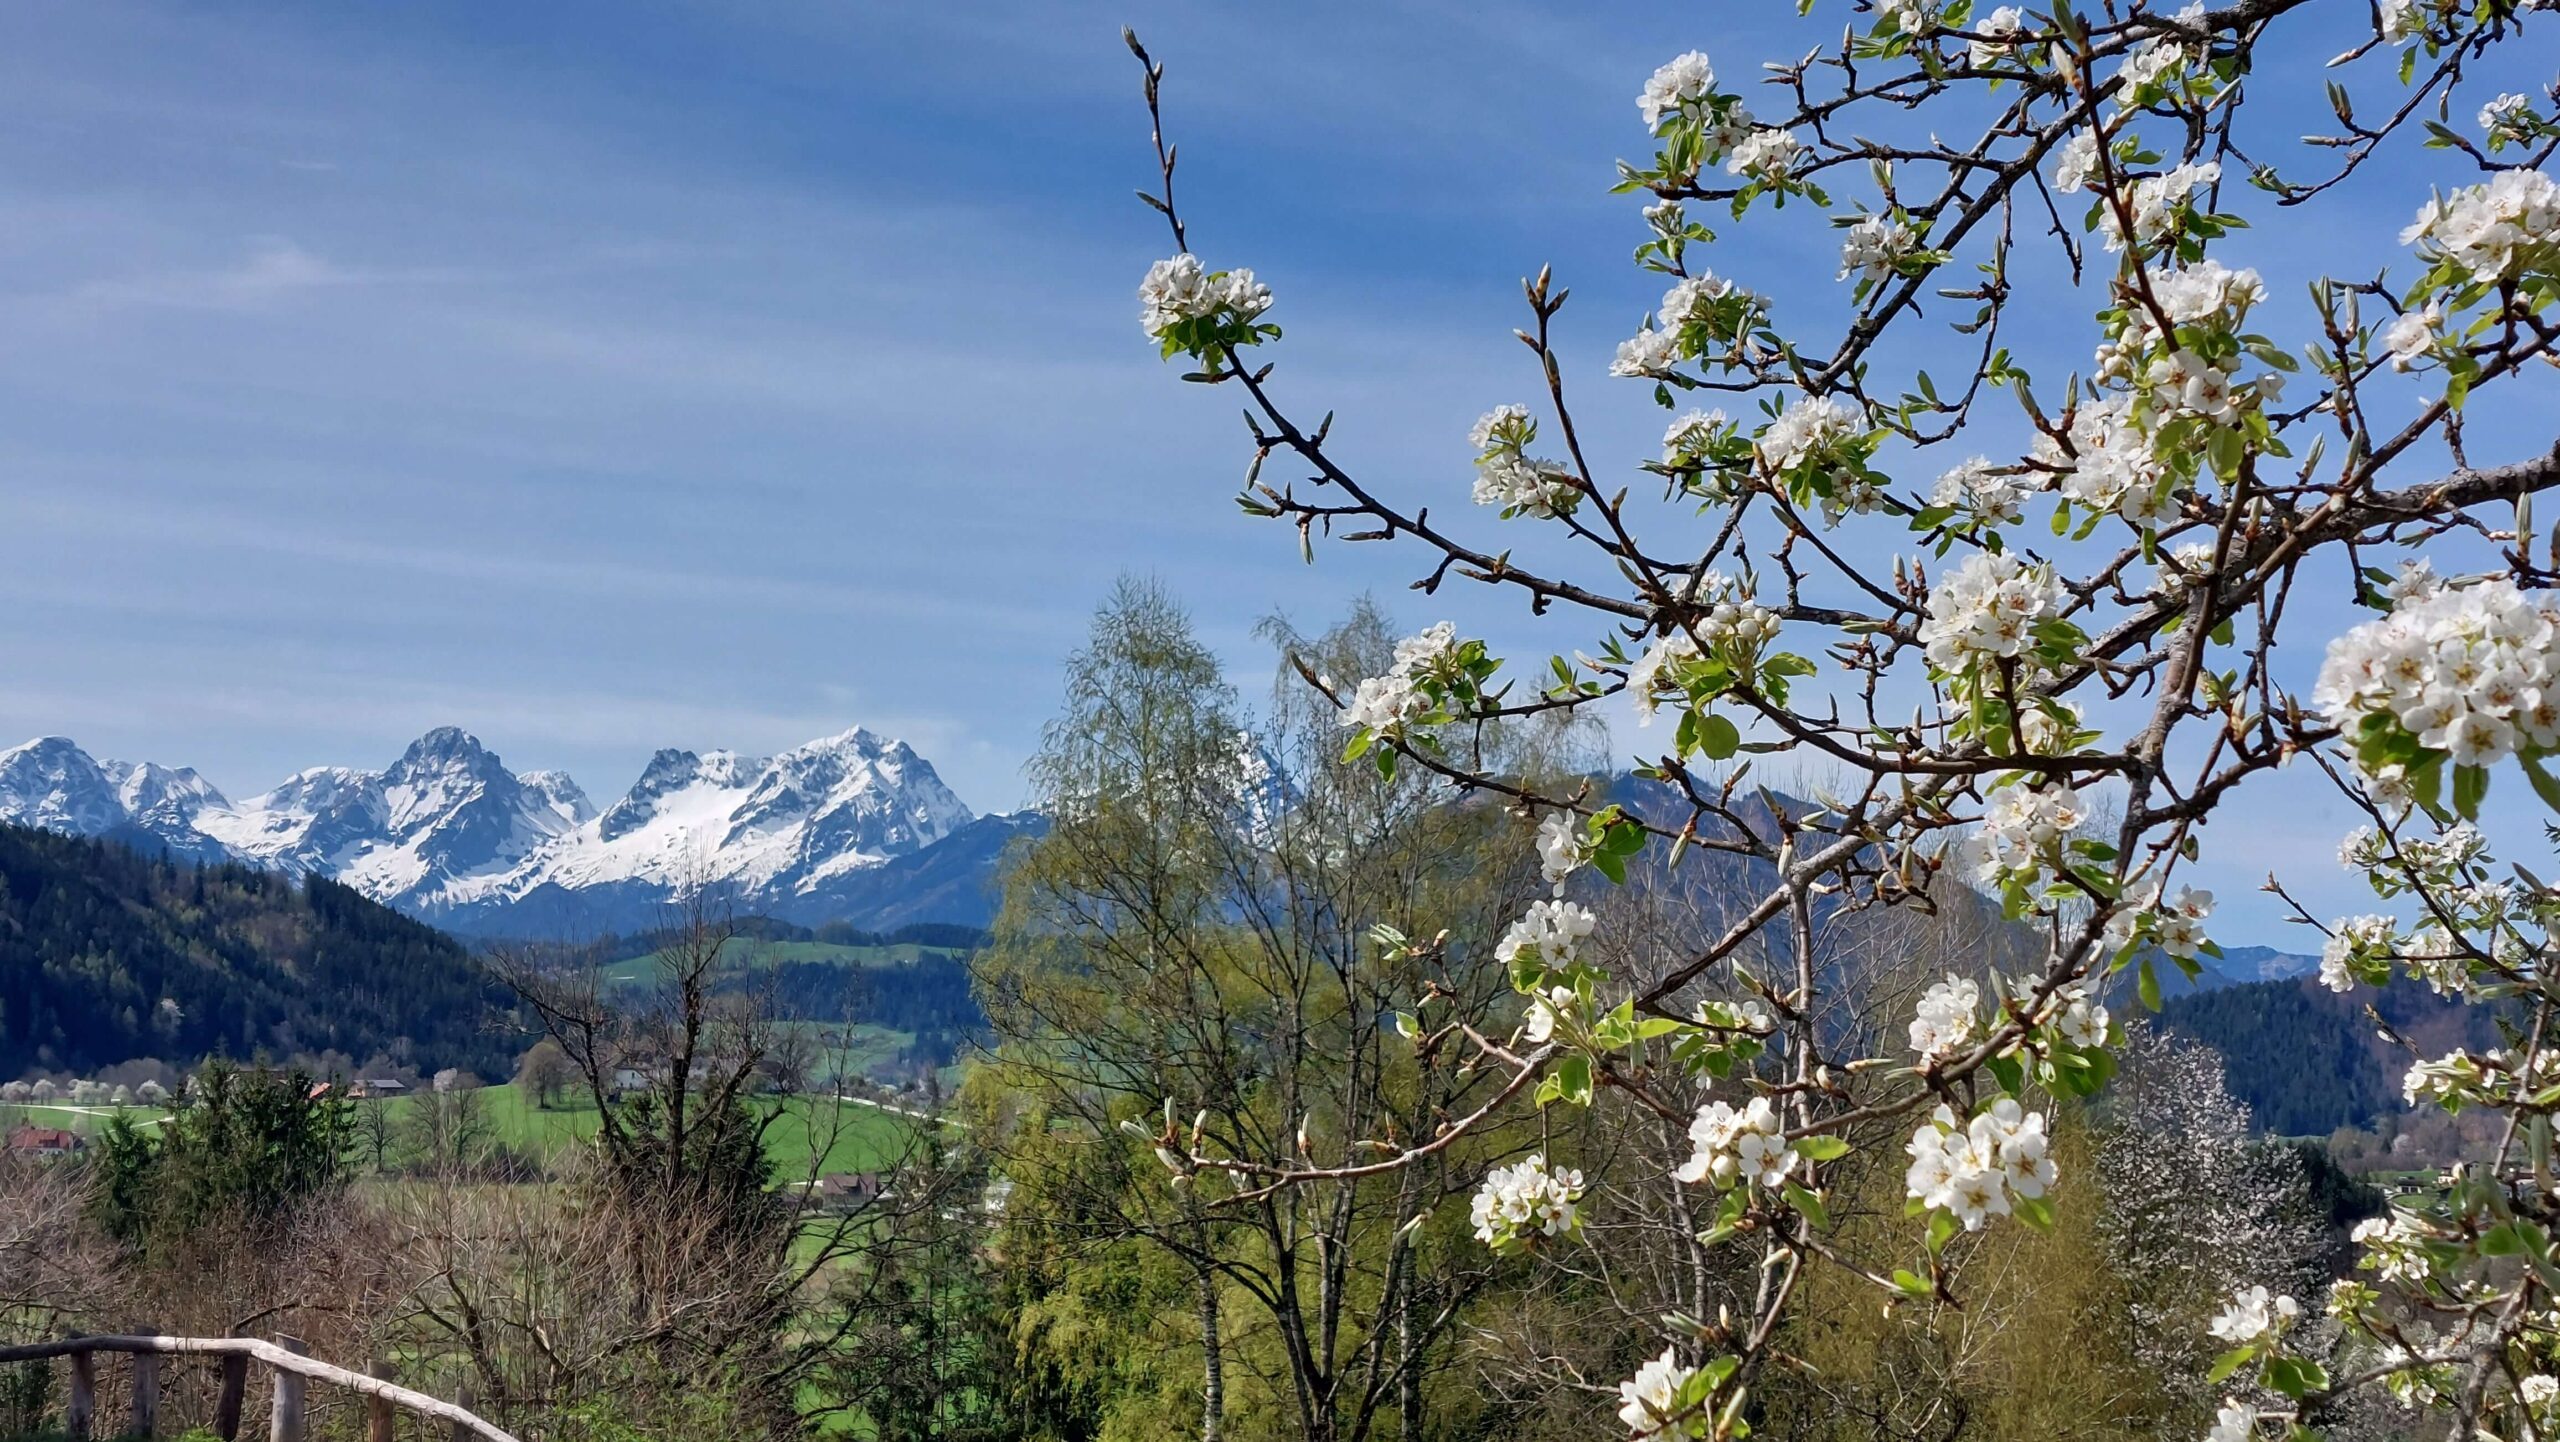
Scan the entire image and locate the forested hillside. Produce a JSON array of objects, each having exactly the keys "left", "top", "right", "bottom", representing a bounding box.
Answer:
[
  {"left": 0, "top": 823, "right": 512, "bottom": 1078},
  {"left": 2160, "top": 975, "right": 2507, "bottom": 1138}
]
